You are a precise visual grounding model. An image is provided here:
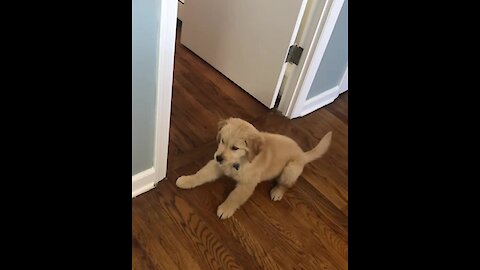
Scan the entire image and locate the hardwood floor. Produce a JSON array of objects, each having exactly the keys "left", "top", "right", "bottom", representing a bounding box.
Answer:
[{"left": 132, "top": 22, "right": 348, "bottom": 270}]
